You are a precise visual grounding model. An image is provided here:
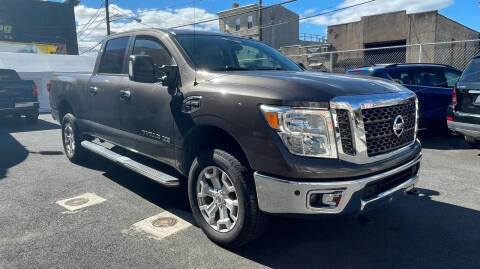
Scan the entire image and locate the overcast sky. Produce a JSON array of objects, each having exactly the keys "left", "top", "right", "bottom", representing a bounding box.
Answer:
[{"left": 71, "top": 0, "right": 478, "bottom": 55}]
